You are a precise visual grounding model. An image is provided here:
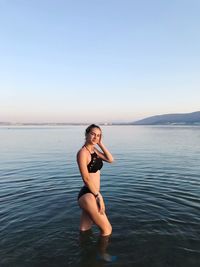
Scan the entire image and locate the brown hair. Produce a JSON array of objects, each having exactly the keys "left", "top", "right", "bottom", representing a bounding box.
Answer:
[{"left": 85, "top": 124, "right": 102, "bottom": 136}]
